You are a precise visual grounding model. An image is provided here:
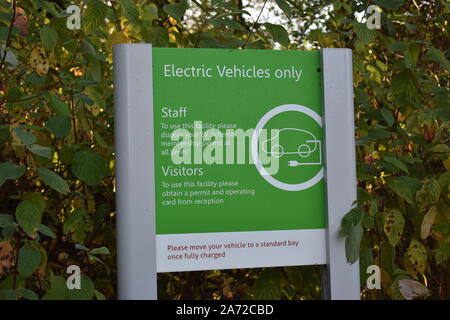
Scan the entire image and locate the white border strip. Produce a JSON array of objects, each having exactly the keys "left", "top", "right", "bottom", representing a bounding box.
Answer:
[
  {"left": 322, "top": 48, "right": 360, "bottom": 300},
  {"left": 114, "top": 44, "right": 157, "bottom": 300},
  {"left": 157, "top": 229, "right": 326, "bottom": 272}
]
